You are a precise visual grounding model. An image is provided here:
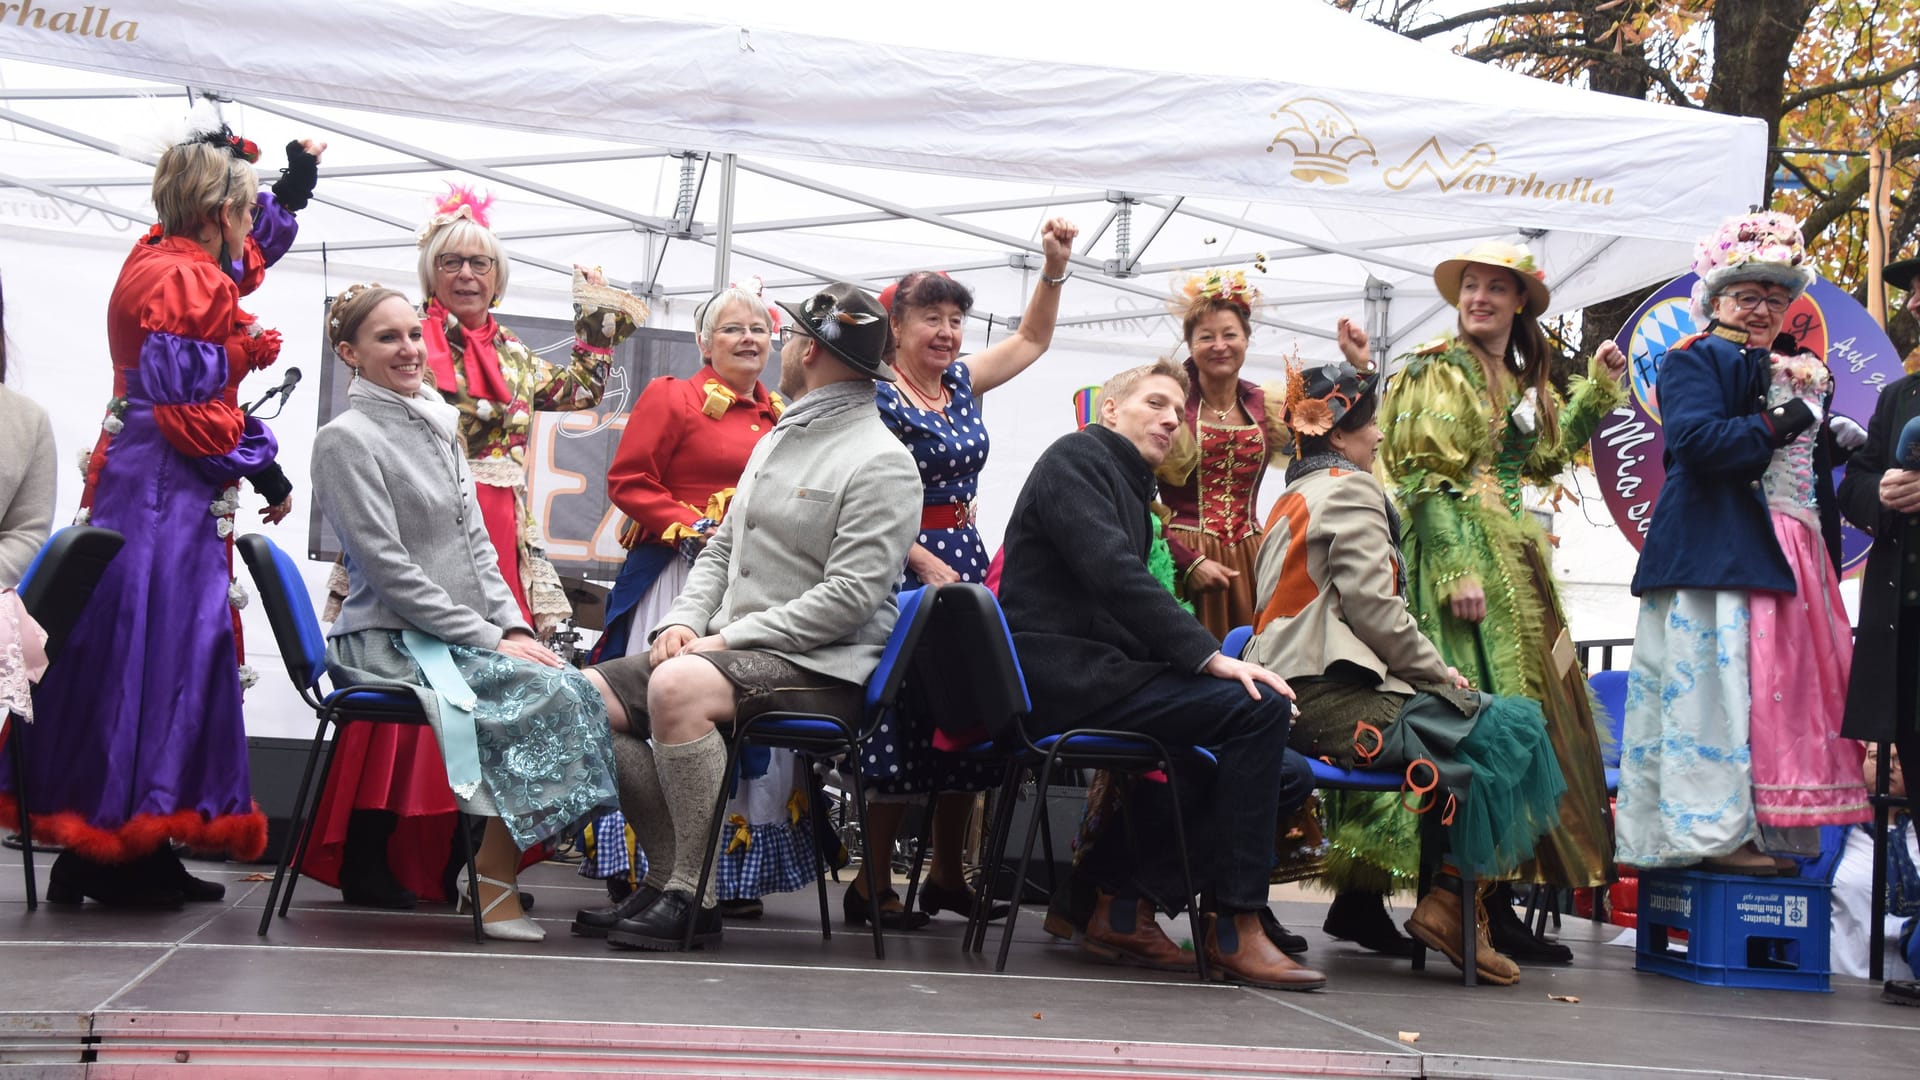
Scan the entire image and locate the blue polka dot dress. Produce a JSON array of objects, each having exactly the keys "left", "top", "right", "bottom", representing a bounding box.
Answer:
[{"left": 870, "top": 361, "right": 1001, "bottom": 794}]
